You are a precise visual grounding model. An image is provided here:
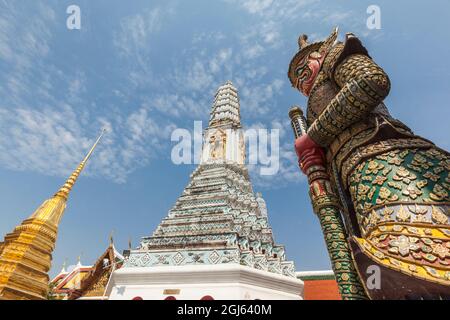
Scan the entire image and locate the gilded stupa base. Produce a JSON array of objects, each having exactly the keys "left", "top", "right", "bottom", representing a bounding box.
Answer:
[{"left": 0, "top": 218, "right": 57, "bottom": 300}]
